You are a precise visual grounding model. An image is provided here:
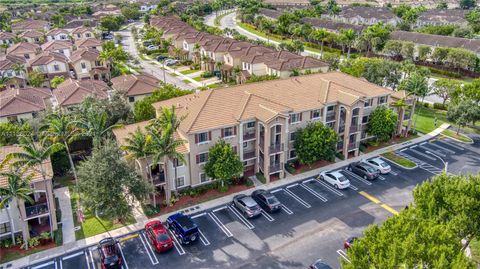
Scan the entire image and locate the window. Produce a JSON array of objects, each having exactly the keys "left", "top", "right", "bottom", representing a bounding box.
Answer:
[
  {"left": 0, "top": 222, "right": 11, "bottom": 234},
  {"left": 362, "top": 116, "right": 369, "bottom": 124},
  {"left": 243, "top": 142, "right": 247, "bottom": 148},
  {"left": 24, "top": 54, "right": 30, "bottom": 59},
  {"left": 311, "top": 109, "right": 321, "bottom": 119},
  {"left": 290, "top": 113, "right": 301, "bottom": 124},
  {"left": 173, "top": 158, "right": 183, "bottom": 167},
  {"left": 77, "top": 34, "right": 81, "bottom": 38},
  {"left": 128, "top": 96, "right": 135, "bottom": 103},
  {"left": 81, "top": 62, "right": 86, "bottom": 69},
  {"left": 95, "top": 61, "right": 101, "bottom": 66},
  {"left": 290, "top": 132, "right": 296, "bottom": 141},
  {"left": 53, "top": 64, "right": 60, "bottom": 71},
  {"left": 275, "top": 125, "right": 281, "bottom": 133},
  {"left": 222, "top": 127, "right": 234, "bottom": 138},
  {"left": 378, "top": 96, "right": 387, "bottom": 104},
  {"left": 364, "top": 99, "right": 373, "bottom": 107},
  {"left": 196, "top": 132, "right": 210, "bottom": 143},
  {"left": 246, "top": 122, "right": 255, "bottom": 128},
  {"left": 200, "top": 173, "right": 209, "bottom": 183},
  {"left": 289, "top": 150, "right": 296, "bottom": 159},
  {"left": 175, "top": 176, "right": 185, "bottom": 188},
  {"left": 327, "top": 106, "right": 335, "bottom": 112},
  {"left": 196, "top": 152, "right": 208, "bottom": 164},
  {"left": 86, "top": 33, "right": 91, "bottom": 37}
]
